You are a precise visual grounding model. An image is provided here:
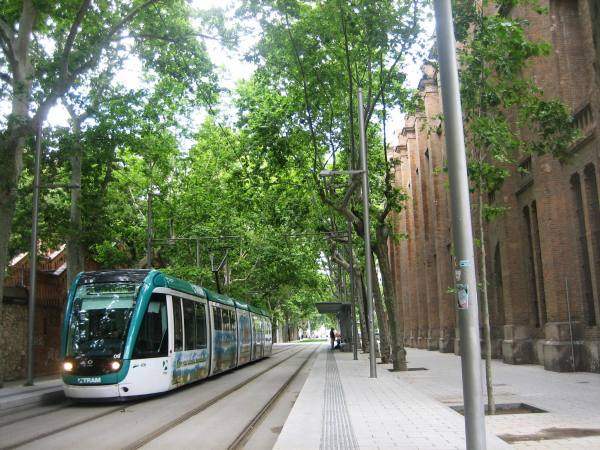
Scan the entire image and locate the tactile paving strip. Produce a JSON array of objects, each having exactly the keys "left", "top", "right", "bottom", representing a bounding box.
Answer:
[{"left": 320, "top": 351, "right": 359, "bottom": 450}]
